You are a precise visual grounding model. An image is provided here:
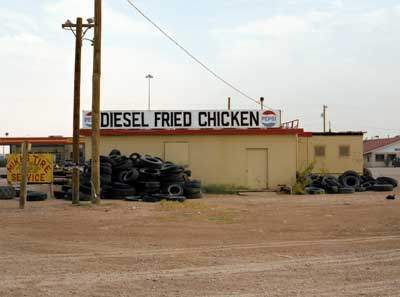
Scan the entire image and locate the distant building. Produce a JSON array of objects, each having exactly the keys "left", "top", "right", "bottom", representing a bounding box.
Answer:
[
  {"left": 364, "top": 136, "right": 400, "bottom": 167},
  {"left": 0, "top": 136, "right": 85, "bottom": 164}
]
